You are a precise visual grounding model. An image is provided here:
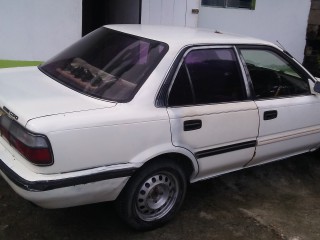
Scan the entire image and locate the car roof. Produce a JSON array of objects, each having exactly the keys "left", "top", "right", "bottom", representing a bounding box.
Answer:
[{"left": 106, "top": 24, "right": 276, "bottom": 49}]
